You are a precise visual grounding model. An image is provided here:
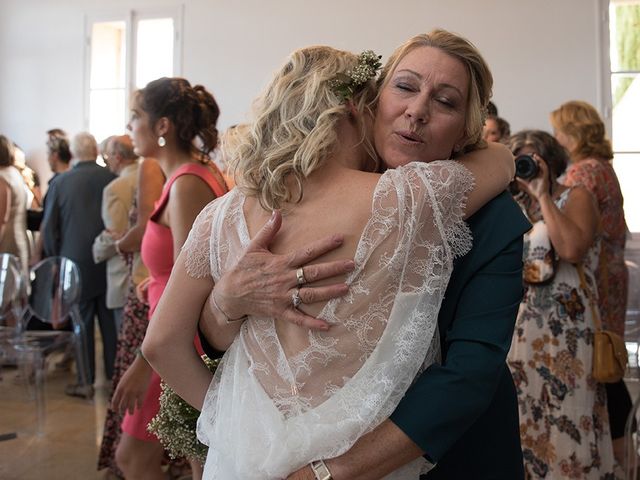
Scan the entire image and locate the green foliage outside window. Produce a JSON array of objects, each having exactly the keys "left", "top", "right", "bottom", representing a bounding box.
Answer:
[{"left": 613, "top": 4, "right": 640, "bottom": 106}]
